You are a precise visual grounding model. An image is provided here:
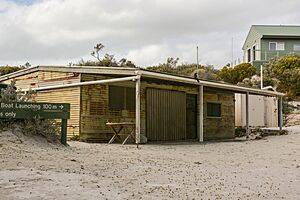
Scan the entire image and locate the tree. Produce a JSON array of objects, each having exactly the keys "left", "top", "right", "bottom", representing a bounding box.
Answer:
[
  {"left": 102, "top": 53, "right": 118, "bottom": 66},
  {"left": 146, "top": 58, "right": 218, "bottom": 80},
  {"left": 217, "top": 63, "right": 256, "bottom": 84},
  {"left": 0, "top": 66, "right": 23, "bottom": 76},
  {"left": 146, "top": 57, "right": 180, "bottom": 74},
  {"left": 119, "top": 58, "right": 136, "bottom": 68},
  {"left": 91, "top": 43, "right": 105, "bottom": 62},
  {"left": 263, "top": 54, "right": 300, "bottom": 99},
  {"left": 78, "top": 43, "right": 136, "bottom": 68},
  {"left": 237, "top": 75, "right": 261, "bottom": 89}
]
